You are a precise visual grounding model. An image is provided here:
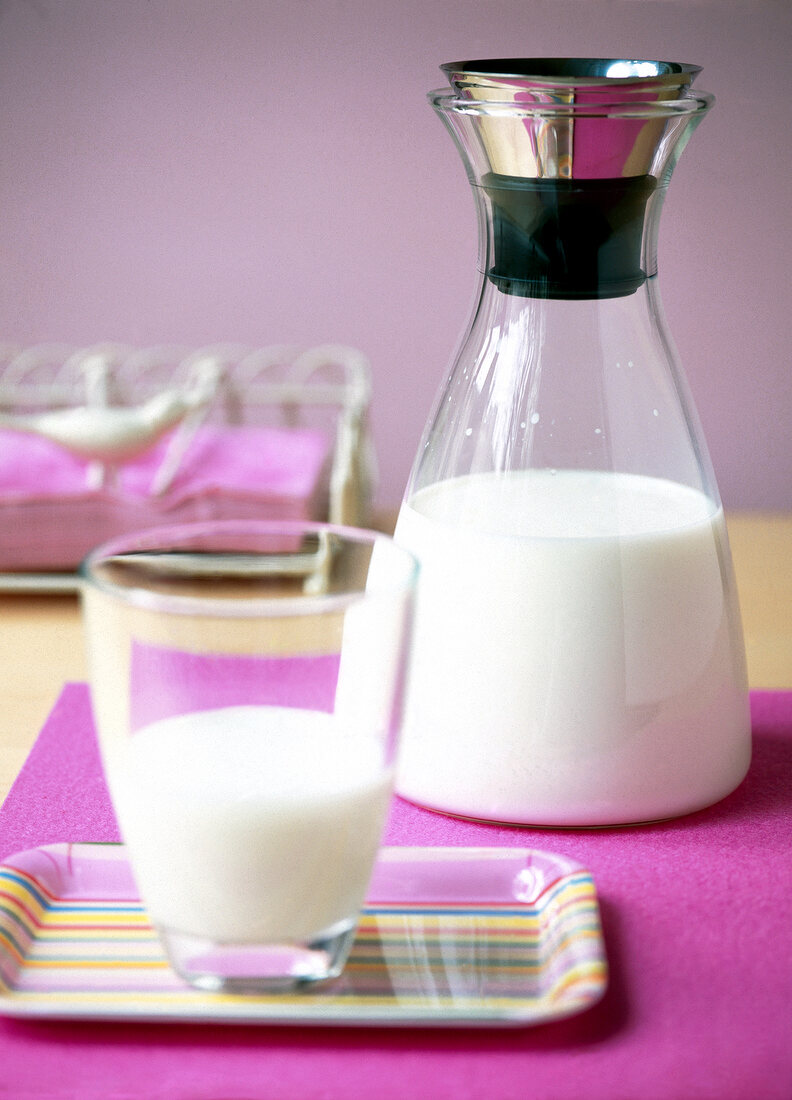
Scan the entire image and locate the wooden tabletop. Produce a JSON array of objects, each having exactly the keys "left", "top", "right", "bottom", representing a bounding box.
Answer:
[{"left": 1, "top": 511, "right": 790, "bottom": 807}]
